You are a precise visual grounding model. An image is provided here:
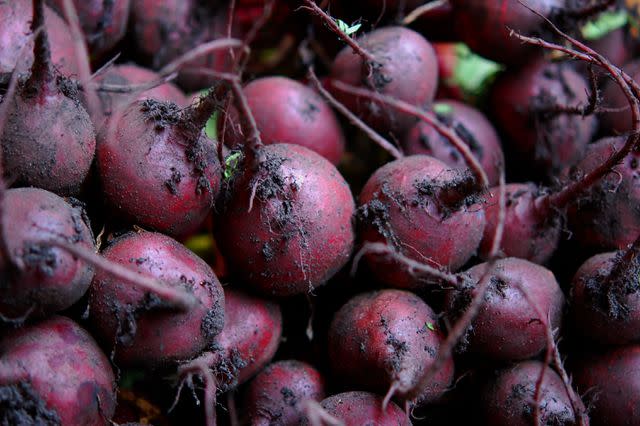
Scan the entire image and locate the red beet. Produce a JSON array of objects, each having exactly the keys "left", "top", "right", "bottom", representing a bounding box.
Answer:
[
  {"left": 0, "top": 188, "right": 94, "bottom": 319},
  {"left": 329, "top": 290, "right": 453, "bottom": 402},
  {"left": 445, "top": 258, "right": 565, "bottom": 361},
  {"left": 96, "top": 94, "right": 221, "bottom": 237},
  {"left": 46, "top": 0, "right": 130, "bottom": 60},
  {"left": 483, "top": 361, "right": 585, "bottom": 426},
  {"left": 403, "top": 100, "right": 504, "bottom": 185},
  {"left": 358, "top": 155, "right": 485, "bottom": 289},
  {"left": 490, "top": 60, "right": 596, "bottom": 178},
  {"left": 329, "top": 26, "right": 438, "bottom": 133},
  {"left": 1, "top": 0, "right": 96, "bottom": 196},
  {"left": 245, "top": 360, "right": 325, "bottom": 425},
  {"left": 216, "top": 143, "right": 355, "bottom": 297},
  {"left": 309, "top": 391, "right": 409, "bottom": 426},
  {"left": 0, "top": 0, "right": 78, "bottom": 76},
  {"left": 0, "top": 316, "right": 116, "bottom": 426},
  {"left": 221, "top": 76, "right": 345, "bottom": 165},
  {"left": 572, "top": 345, "right": 640, "bottom": 426},
  {"left": 89, "top": 231, "right": 225, "bottom": 367}
]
